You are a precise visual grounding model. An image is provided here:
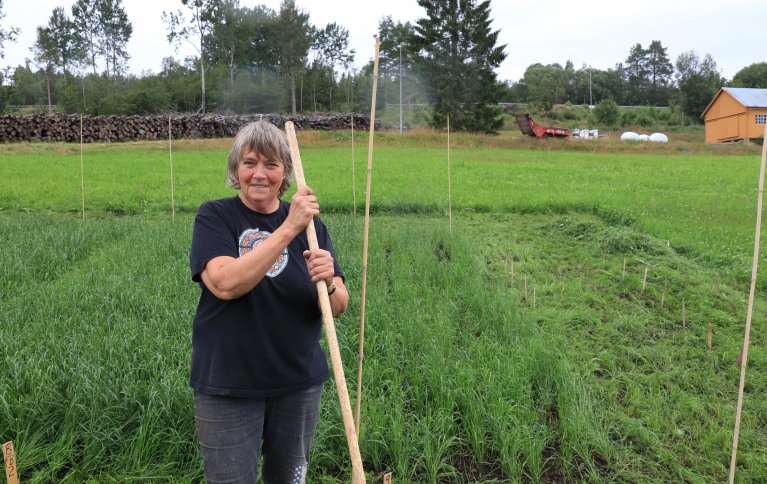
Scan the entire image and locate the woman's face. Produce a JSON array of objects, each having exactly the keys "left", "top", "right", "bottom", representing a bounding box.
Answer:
[{"left": 237, "top": 149, "right": 285, "bottom": 212}]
